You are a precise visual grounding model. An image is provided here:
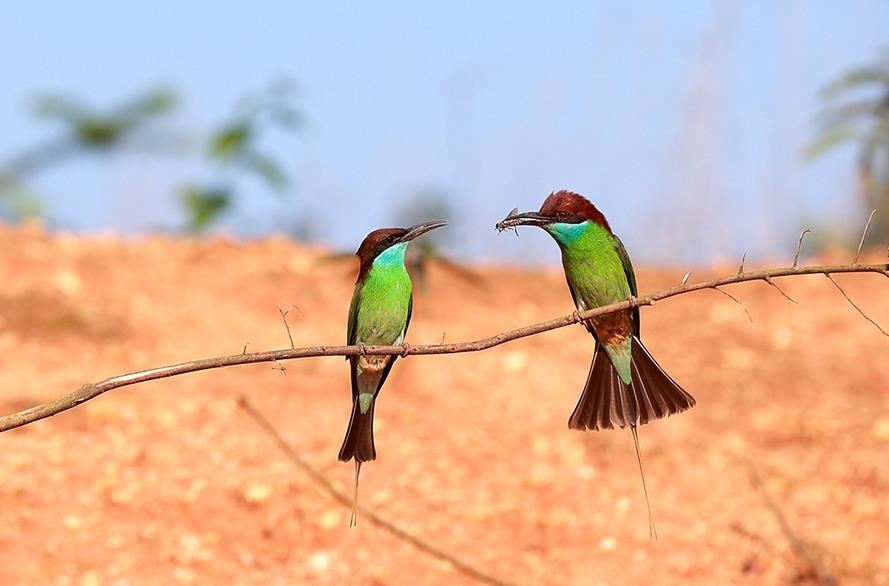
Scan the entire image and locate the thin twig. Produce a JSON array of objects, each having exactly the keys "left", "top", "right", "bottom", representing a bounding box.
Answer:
[
  {"left": 738, "top": 456, "right": 837, "bottom": 586},
  {"left": 680, "top": 271, "right": 691, "bottom": 285},
  {"left": 825, "top": 274, "right": 889, "bottom": 338},
  {"left": 238, "top": 396, "right": 516, "bottom": 586},
  {"left": 277, "top": 304, "right": 302, "bottom": 350},
  {"left": 712, "top": 287, "right": 753, "bottom": 323},
  {"left": 738, "top": 252, "right": 747, "bottom": 275},
  {"left": 793, "top": 229, "right": 811, "bottom": 268},
  {"left": 854, "top": 209, "right": 877, "bottom": 264},
  {"left": 1, "top": 262, "right": 887, "bottom": 433},
  {"left": 764, "top": 276, "right": 797, "bottom": 304}
]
